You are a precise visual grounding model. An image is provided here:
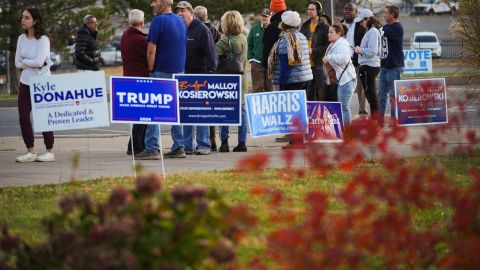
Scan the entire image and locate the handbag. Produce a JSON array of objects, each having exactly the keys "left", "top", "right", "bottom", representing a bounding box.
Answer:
[
  {"left": 325, "top": 62, "right": 337, "bottom": 84},
  {"left": 217, "top": 37, "right": 244, "bottom": 74}
]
